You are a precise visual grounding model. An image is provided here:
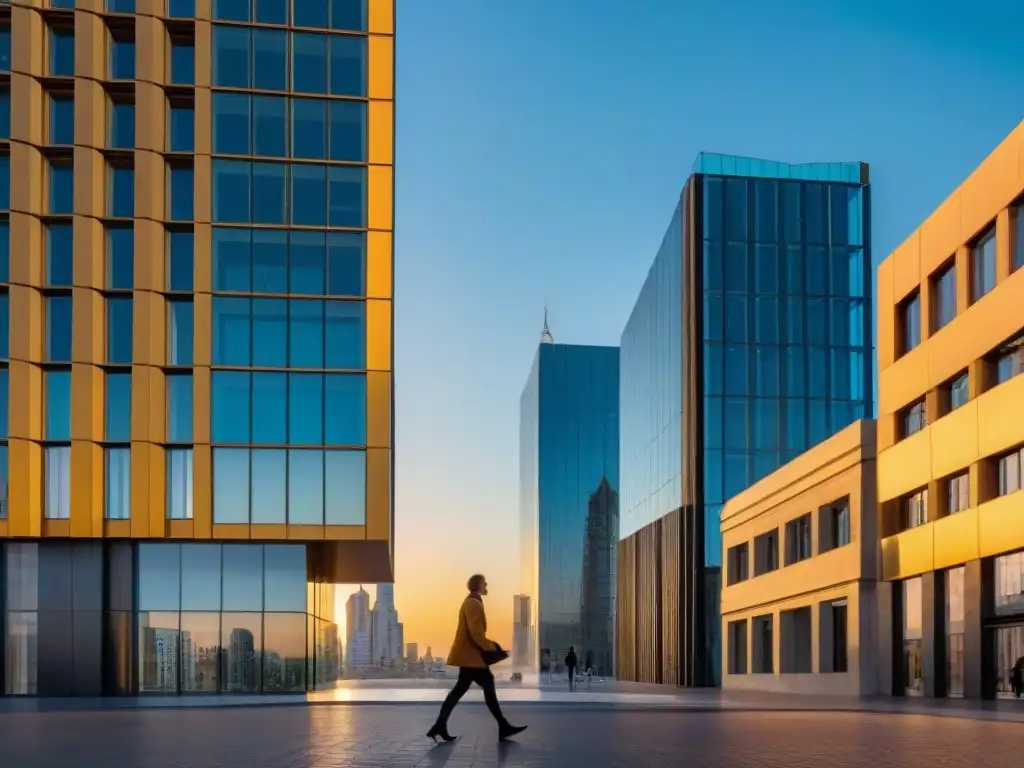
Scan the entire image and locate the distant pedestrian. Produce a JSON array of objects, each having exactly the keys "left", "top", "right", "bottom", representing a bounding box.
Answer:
[
  {"left": 427, "top": 574, "right": 528, "bottom": 743},
  {"left": 1011, "top": 657, "right": 1024, "bottom": 698},
  {"left": 565, "top": 646, "right": 578, "bottom": 691}
]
